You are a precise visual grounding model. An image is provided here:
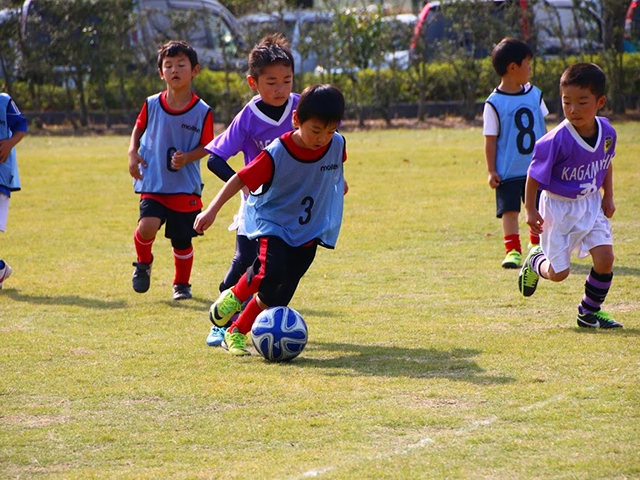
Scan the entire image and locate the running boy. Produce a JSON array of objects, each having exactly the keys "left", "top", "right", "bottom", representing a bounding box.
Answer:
[
  {"left": 518, "top": 63, "right": 621, "bottom": 329},
  {"left": 484, "top": 37, "right": 548, "bottom": 269},
  {"left": 194, "top": 84, "right": 347, "bottom": 356},
  {"left": 128, "top": 40, "right": 214, "bottom": 300},
  {"left": 204, "top": 33, "right": 298, "bottom": 346},
  {"left": 0, "top": 93, "right": 28, "bottom": 289}
]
